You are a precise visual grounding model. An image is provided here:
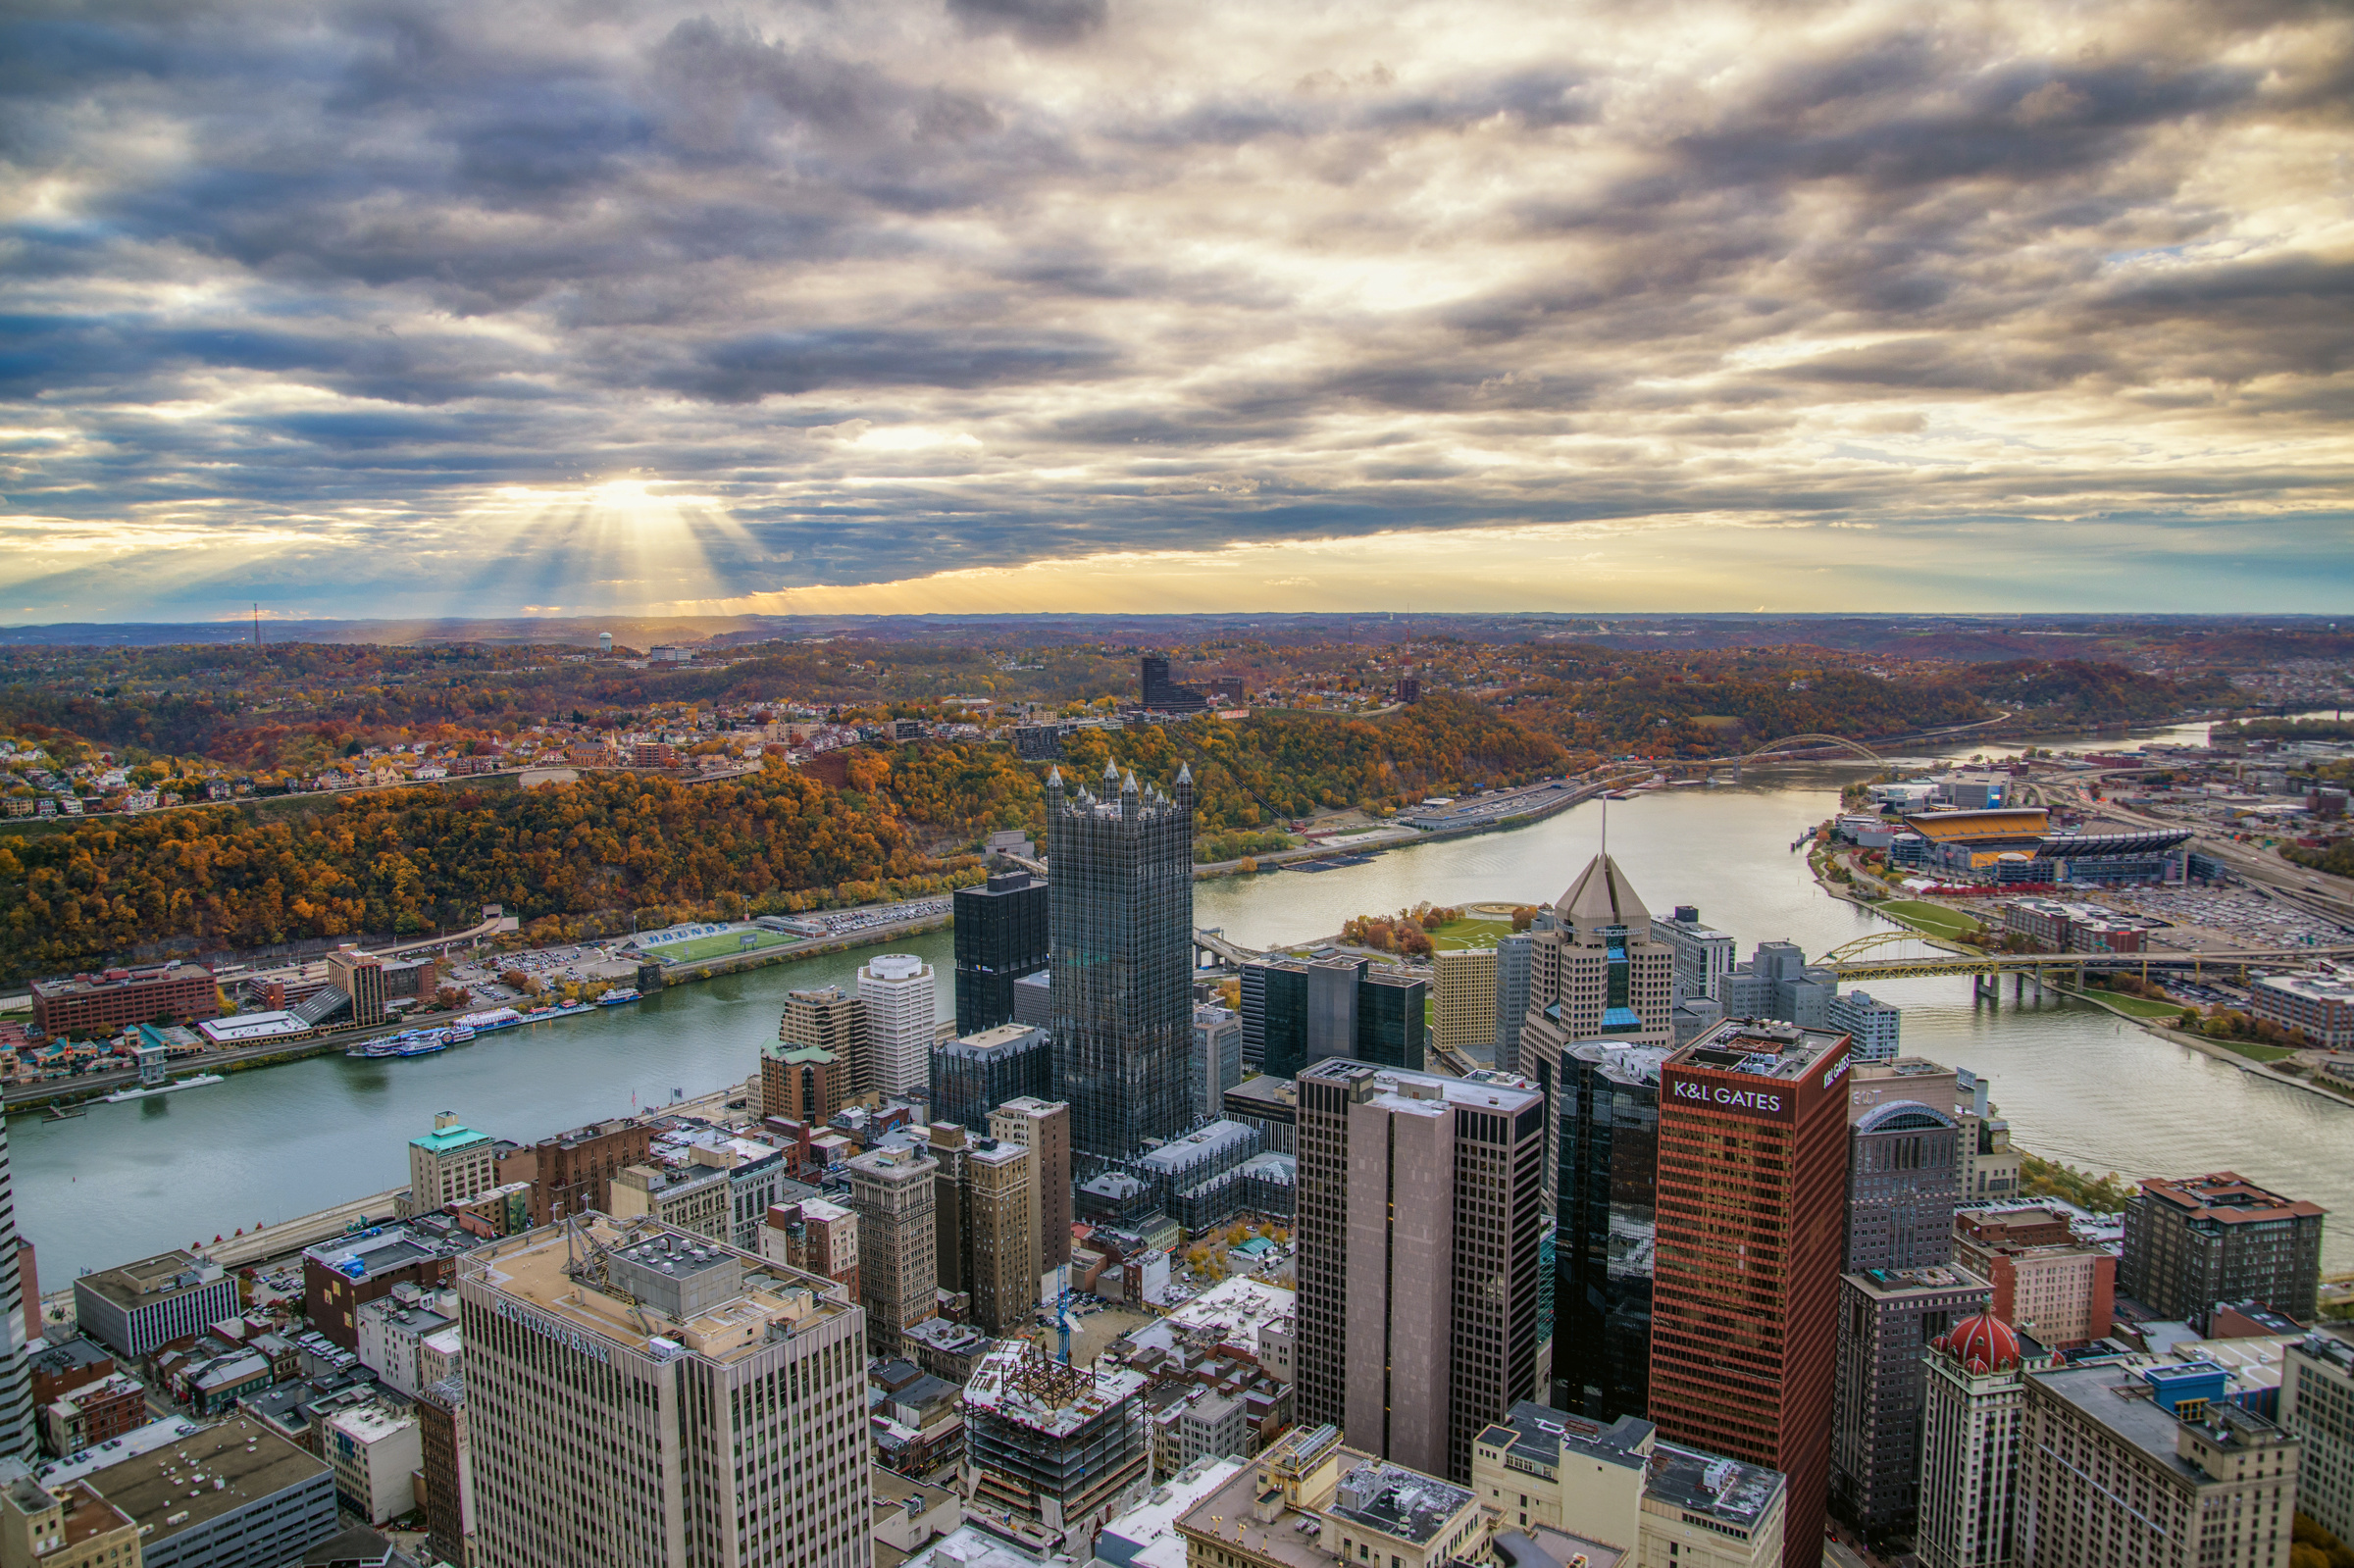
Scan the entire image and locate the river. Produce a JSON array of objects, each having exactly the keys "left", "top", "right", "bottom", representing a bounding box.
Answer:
[{"left": 19, "top": 713, "right": 2354, "bottom": 1280}]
